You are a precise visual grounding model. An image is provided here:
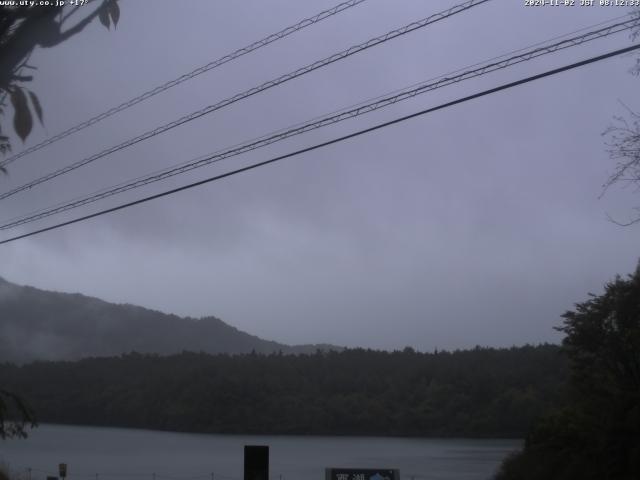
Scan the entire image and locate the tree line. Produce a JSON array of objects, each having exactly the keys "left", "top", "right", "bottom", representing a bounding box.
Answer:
[{"left": 0, "top": 344, "right": 565, "bottom": 438}]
